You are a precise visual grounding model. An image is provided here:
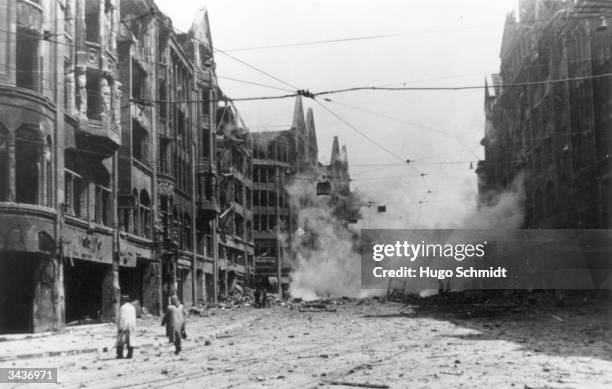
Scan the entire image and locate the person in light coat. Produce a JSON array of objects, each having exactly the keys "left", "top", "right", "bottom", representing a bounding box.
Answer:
[
  {"left": 116, "top": 295, "right": 137, "bottom": 359},
  {"left": 161, "top": 295, "right": 187, "bottom": 355}
]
